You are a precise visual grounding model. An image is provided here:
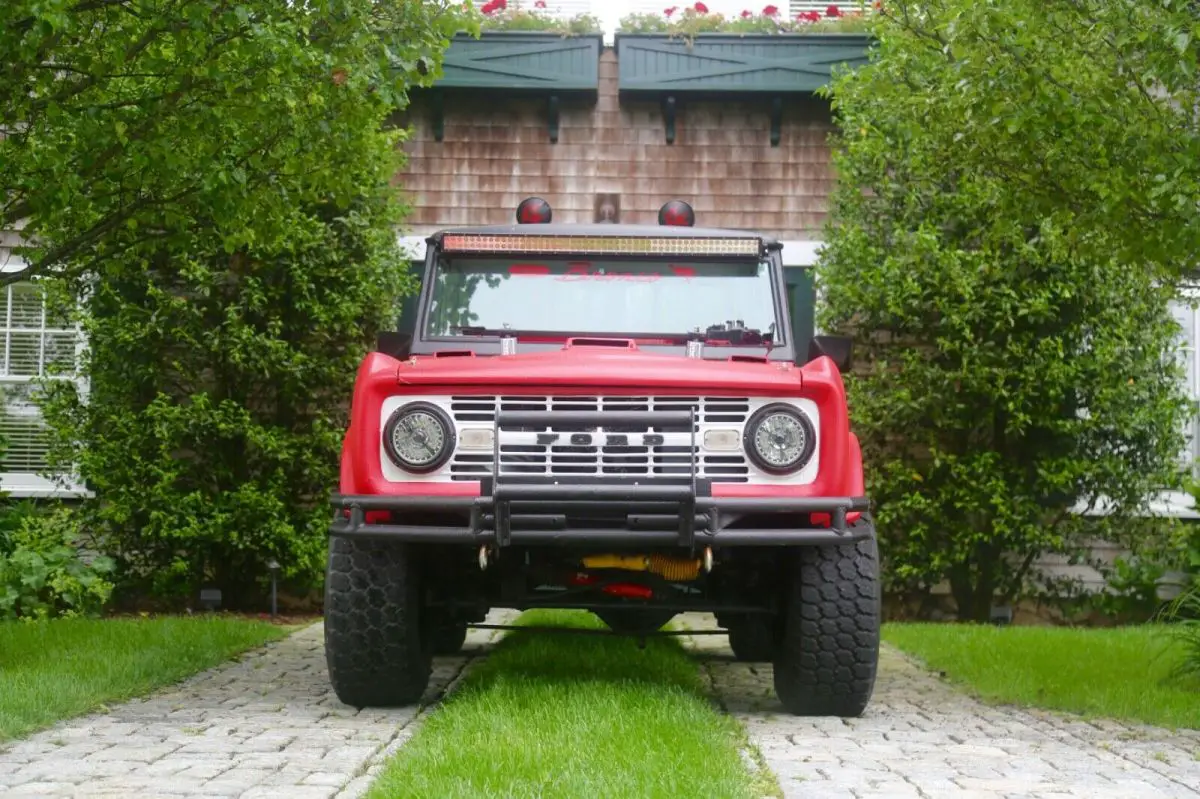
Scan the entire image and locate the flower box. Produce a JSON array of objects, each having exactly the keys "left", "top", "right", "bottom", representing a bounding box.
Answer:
[
  {"left": 434, "top": 32, "right": 603, "bottom": 94},
  {"left": 615, "top": 33, "right": 872, "bottom": 95}
]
